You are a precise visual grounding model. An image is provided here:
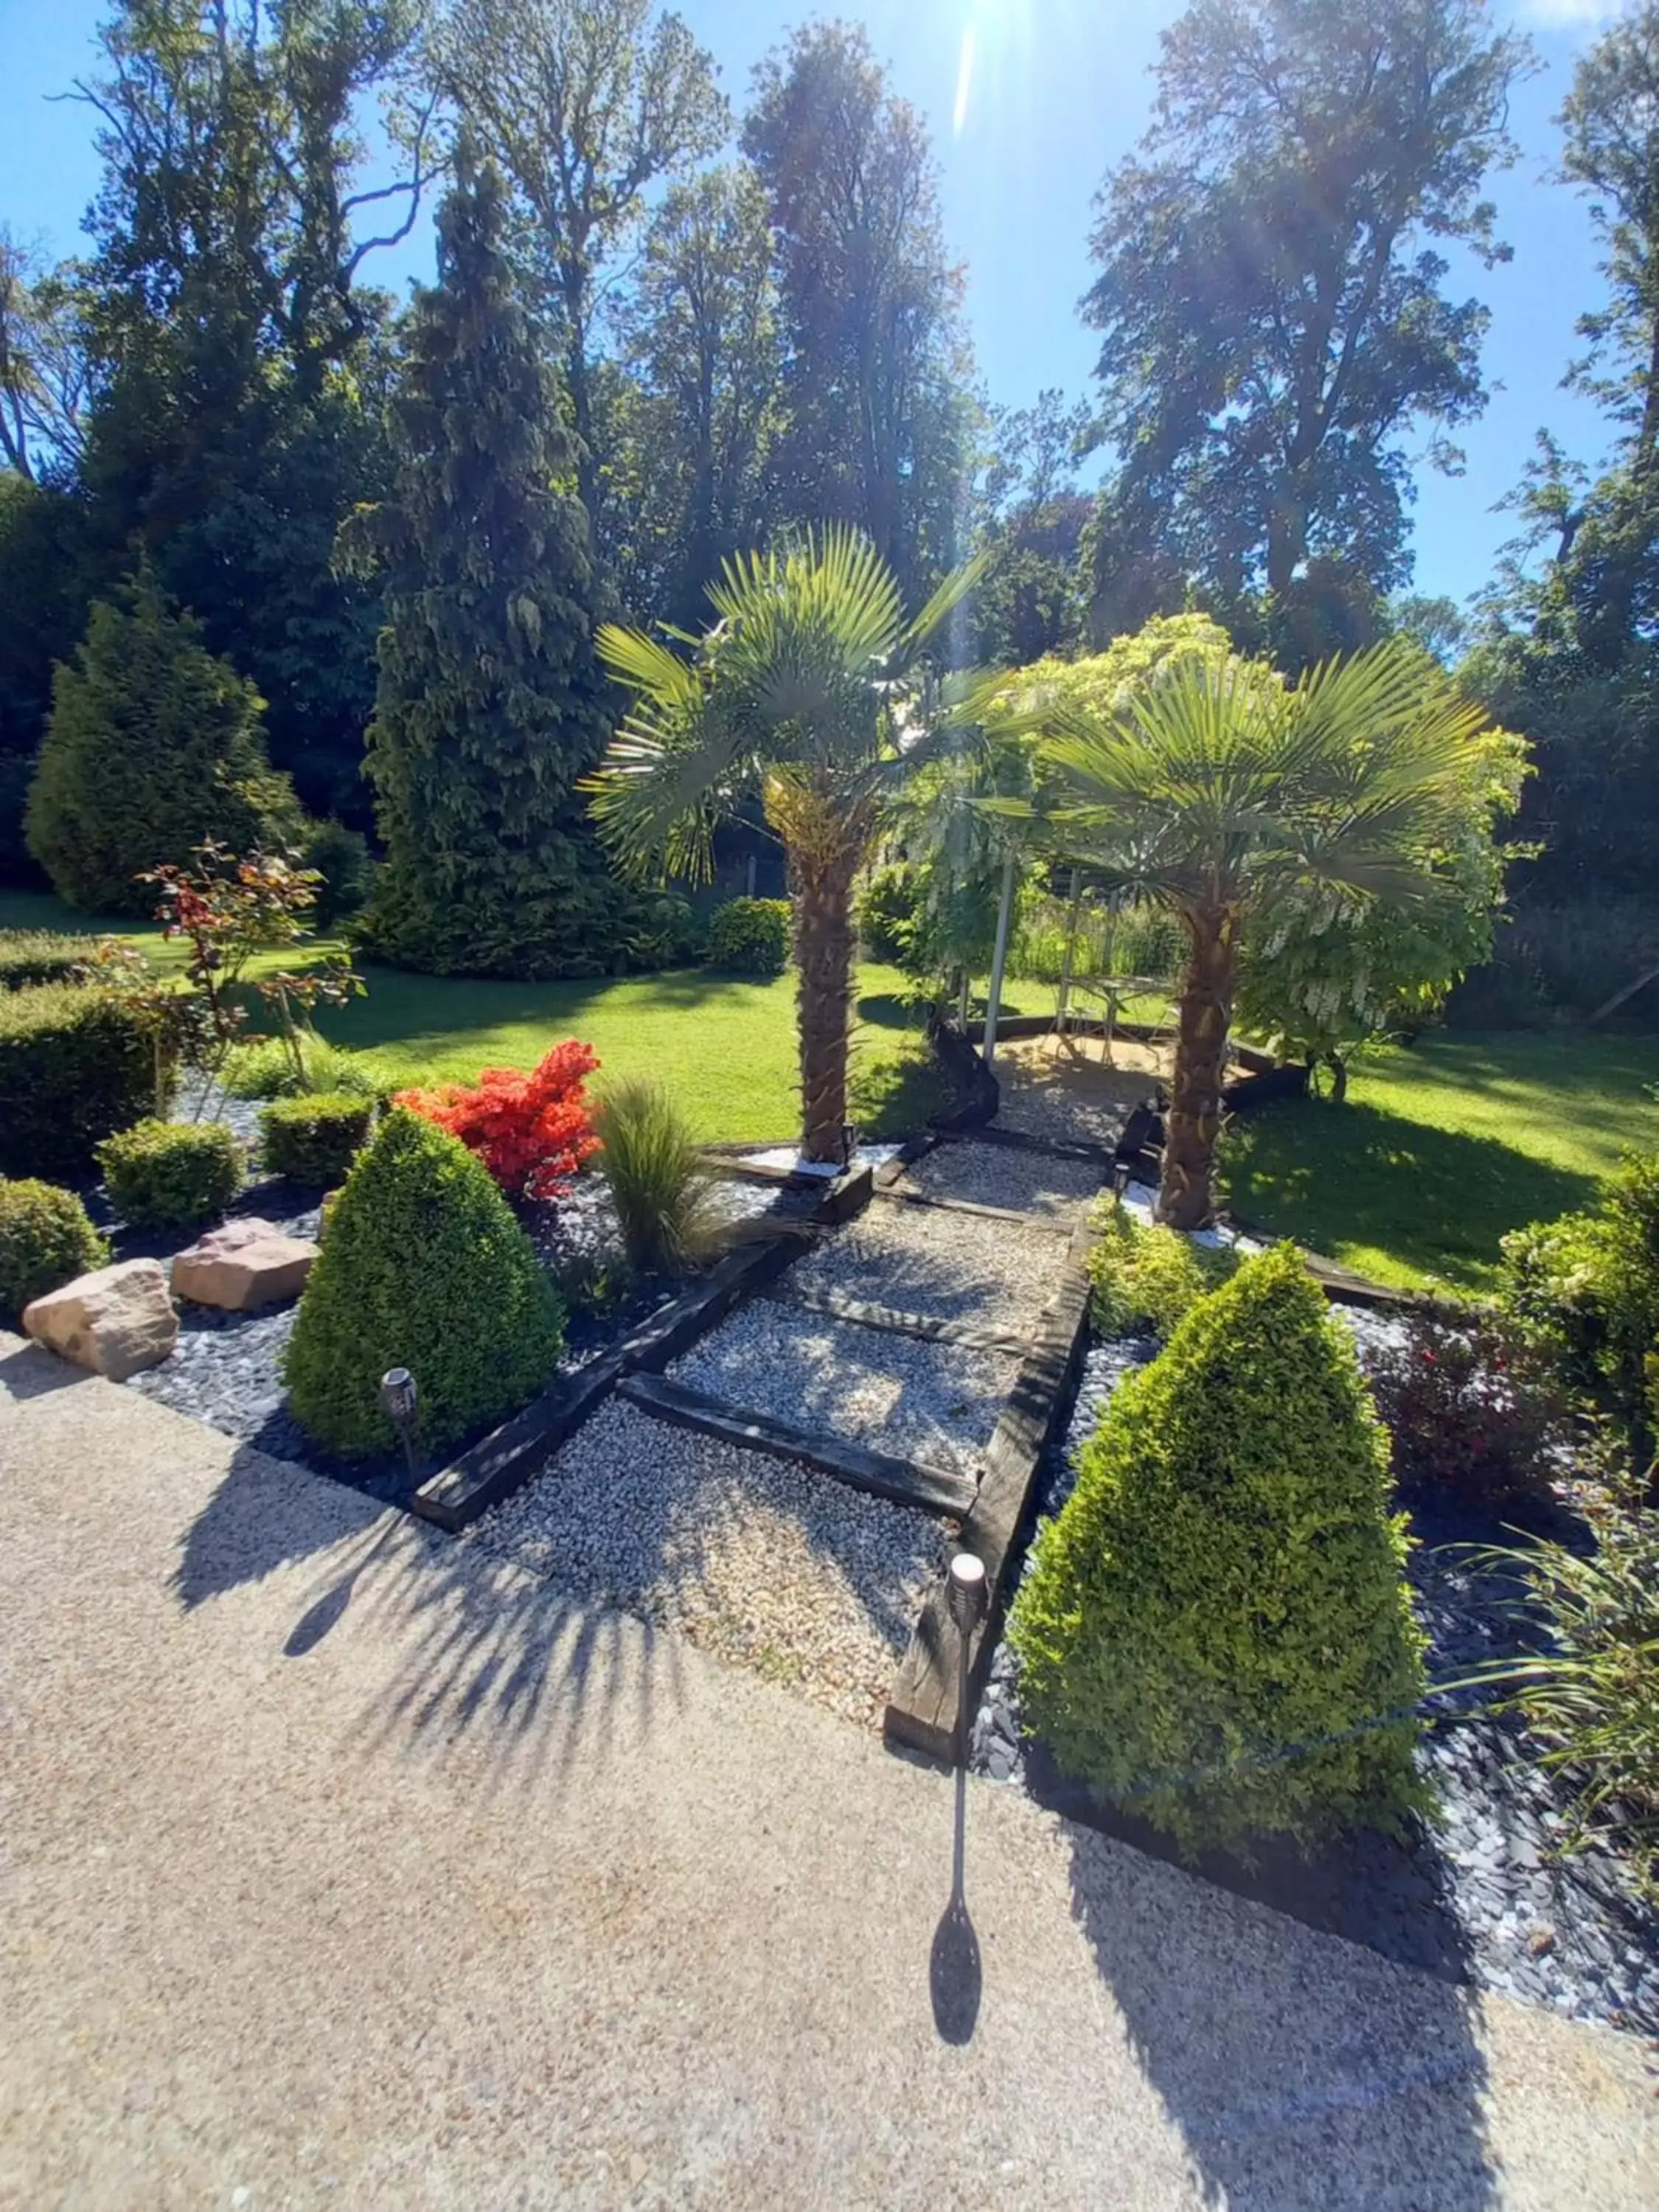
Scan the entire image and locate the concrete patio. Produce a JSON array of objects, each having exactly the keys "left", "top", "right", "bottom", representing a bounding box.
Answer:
[{"left": 1, "top": 1332, "right": 1654, "bottom": 2211}]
